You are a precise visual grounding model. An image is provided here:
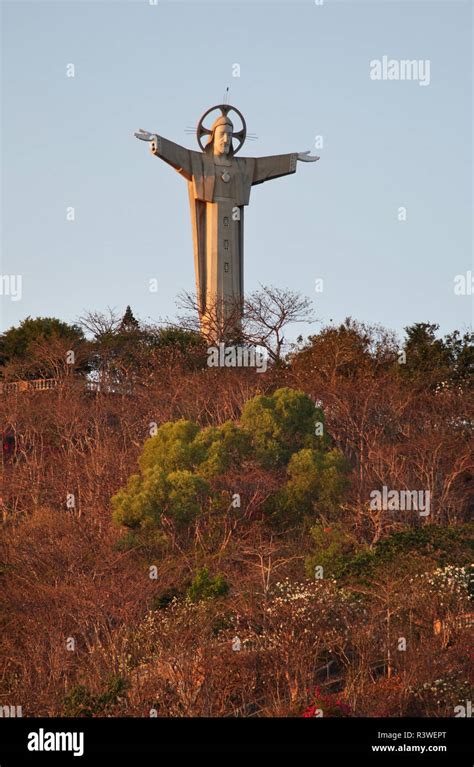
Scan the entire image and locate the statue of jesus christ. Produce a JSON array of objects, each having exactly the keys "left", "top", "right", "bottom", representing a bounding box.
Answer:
[{"left": 135, "top": 104, "right": 318, "bottom": 340}]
